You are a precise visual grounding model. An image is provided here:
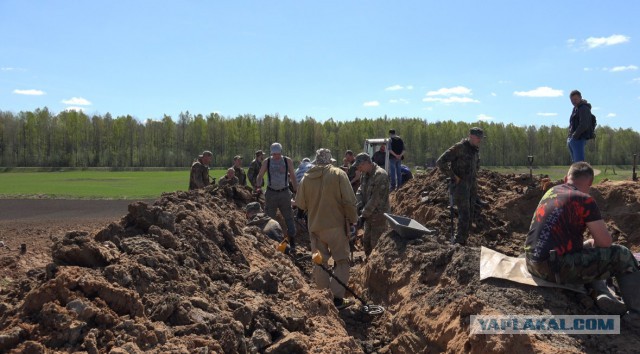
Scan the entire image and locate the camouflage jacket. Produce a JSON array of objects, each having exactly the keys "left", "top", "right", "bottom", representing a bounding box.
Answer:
[
  {"left": 356, "top": 163, "right": 390, "bottom": 219},
  {"left": 234, "top": 166, "right": 247, "bottom": 186},
  {"left": 247, "top": 213, "right": 283, "bottom": 242},
  {"left": 189, "top": 161, "right": 210, "bottom": 190},
  {"left": 436, "top": 138, "right": 480, "bottom": 183},
  {"left": 247, "top": 159, "right": 262, "bottom": 187},
  {"left": 218, "top": 176, "right": 239, "bottom": 188}
]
